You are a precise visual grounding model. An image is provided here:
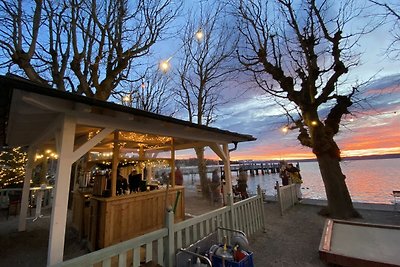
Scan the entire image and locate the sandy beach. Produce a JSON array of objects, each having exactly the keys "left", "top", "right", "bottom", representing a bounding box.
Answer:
[{"left": 1, "top": 188, "right": 399, "bottom": 267}]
